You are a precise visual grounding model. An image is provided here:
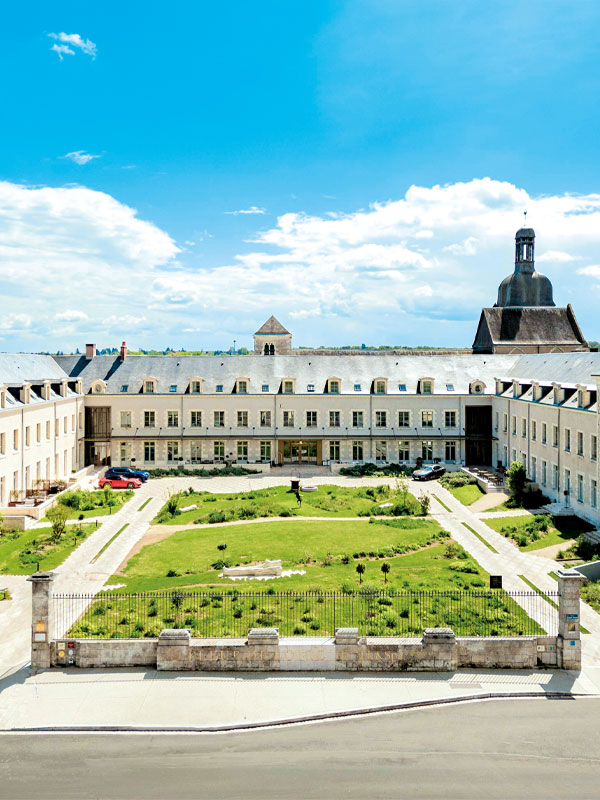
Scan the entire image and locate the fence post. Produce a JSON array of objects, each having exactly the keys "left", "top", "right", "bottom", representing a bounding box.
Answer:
[
  {"left": 26, "top": 571, "right": 55, "bottom": 672},
  {"left": 557, "top": 569, "right": 586, "bottom": 670}
]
